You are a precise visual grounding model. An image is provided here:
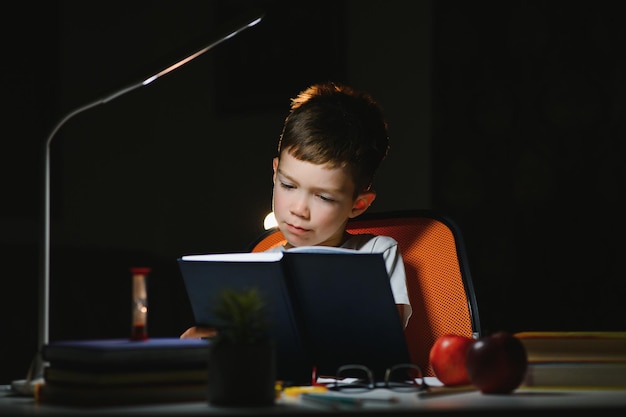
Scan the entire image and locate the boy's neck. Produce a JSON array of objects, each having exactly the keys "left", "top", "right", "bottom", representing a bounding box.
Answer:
[{"left": 285, "top": 232, "right": 352, "bottom": 250}]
